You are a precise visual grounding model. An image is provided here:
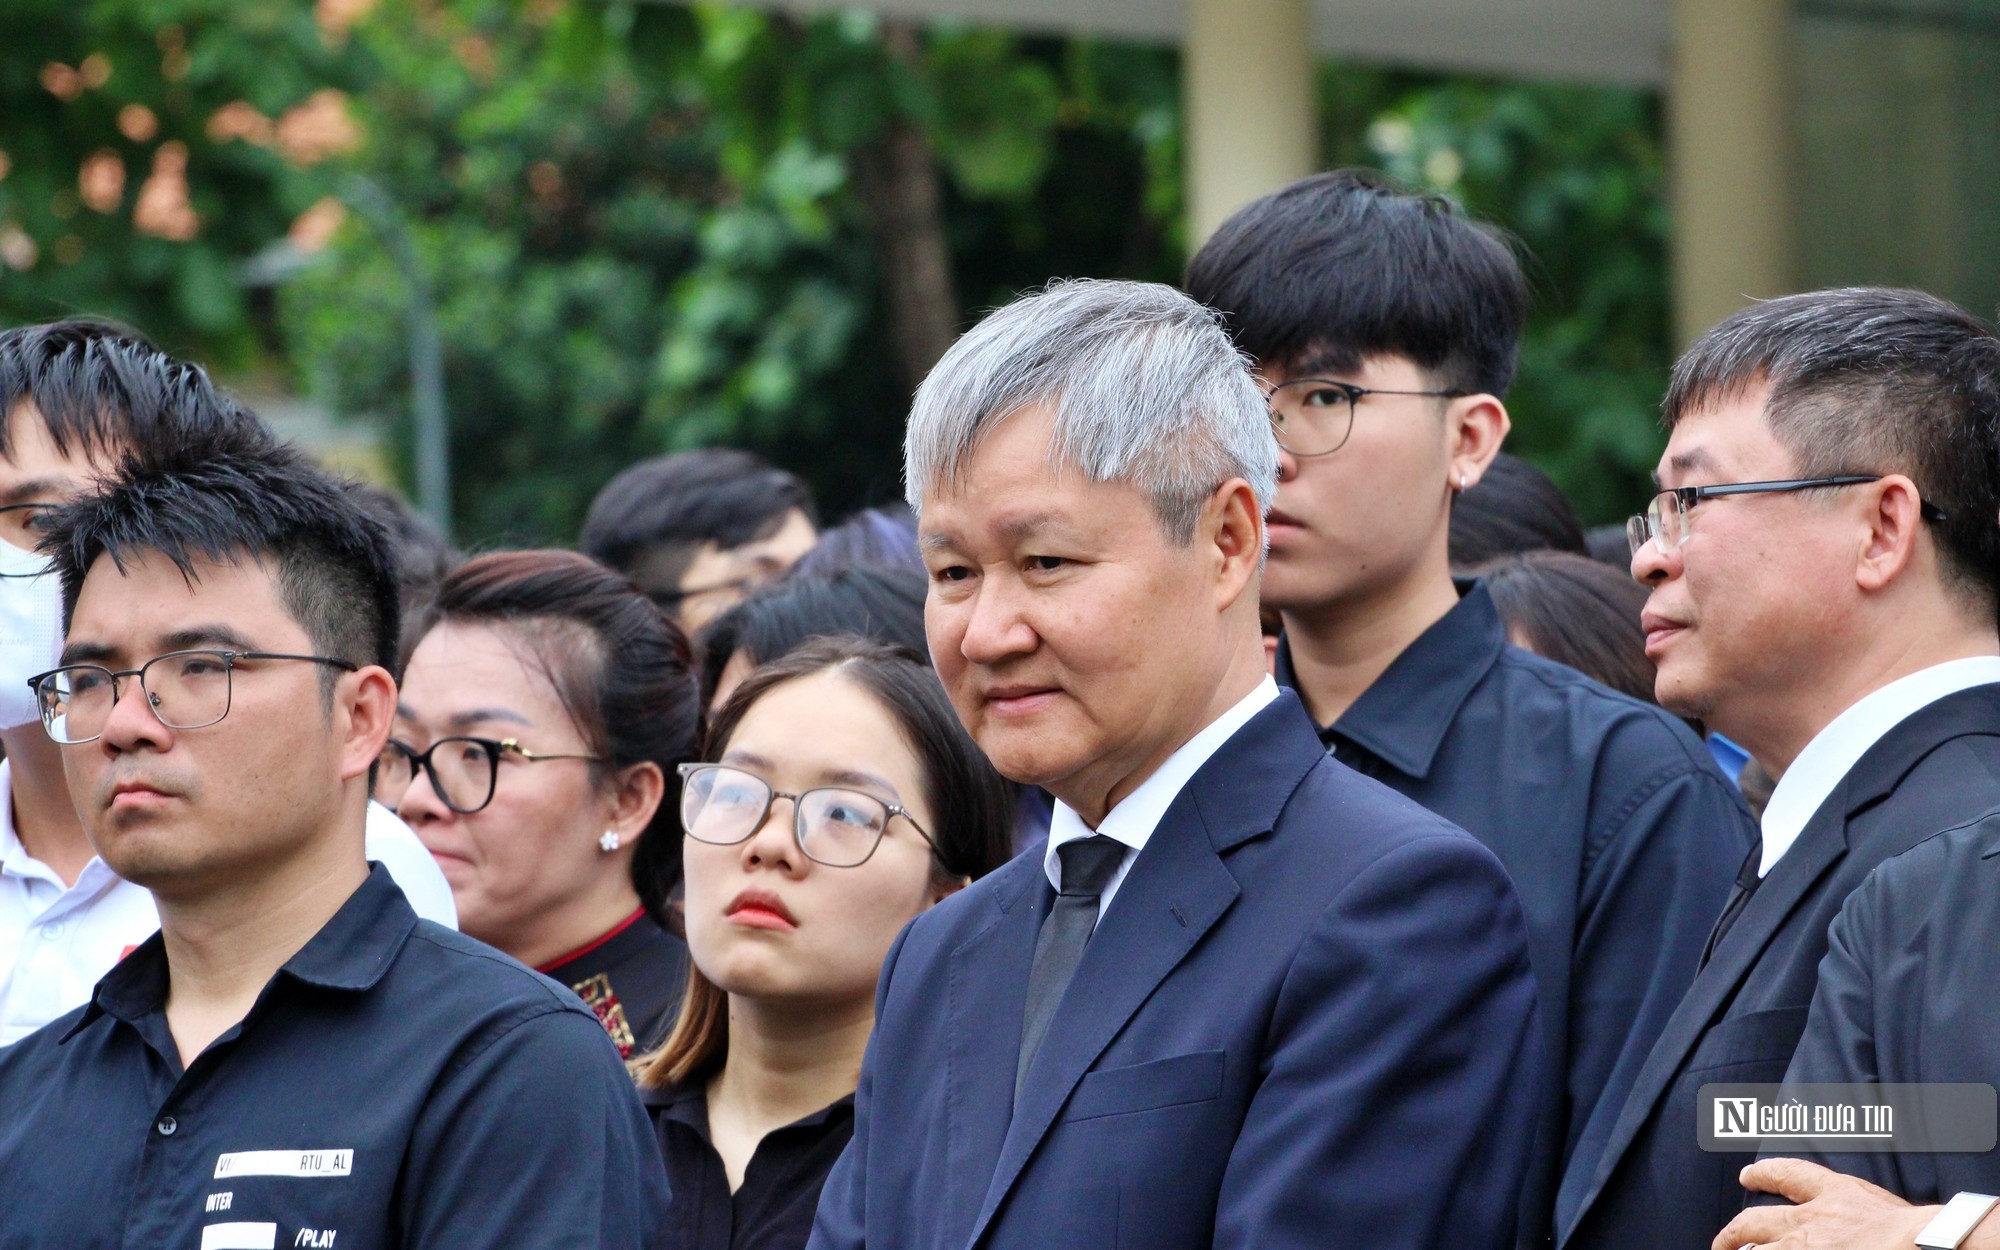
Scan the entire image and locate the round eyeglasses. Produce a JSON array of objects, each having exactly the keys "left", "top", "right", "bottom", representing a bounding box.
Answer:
[
  {"left": 678, "top": 762, "right": 937, "bottom": 868},
  {"left": 376, "top": 736, "right": 604, "bottom": 815},
  {"left": 1627, "top": 475, "right": 1950, "bottom": 557},
  {"left": 1265, "top": 378, "right": 1469, "bottom": 457},
  {"left": 30, "top": 650, "right": 358, "bottom": 745}
]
